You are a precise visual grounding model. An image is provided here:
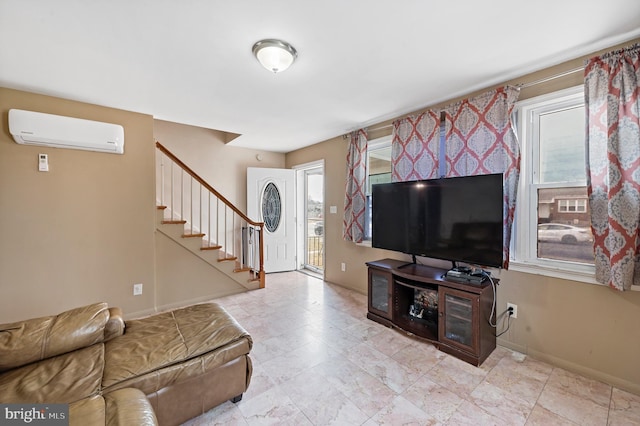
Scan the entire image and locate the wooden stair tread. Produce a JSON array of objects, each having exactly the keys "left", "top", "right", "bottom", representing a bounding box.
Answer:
[
  {"left": 182, "top": 233, "right": 205, "bottom": 238},
  {"left": 218, "top": 256, "right": 237, "bottom": 262},
  {"left": 234, "top": 267, "right": 251, "bottom": 273},
  {"left": 157, "top": 206, "right": 167, "bottom": 210},
  {"left": 201, "top": 245, "right": 222, "bottom": 251},
  {"left": 162, "top": 220, "right": 187, "bottom": 225}
]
